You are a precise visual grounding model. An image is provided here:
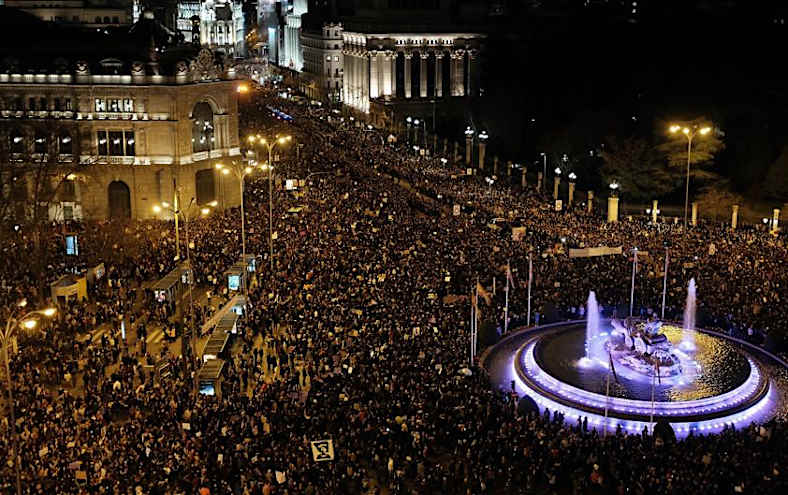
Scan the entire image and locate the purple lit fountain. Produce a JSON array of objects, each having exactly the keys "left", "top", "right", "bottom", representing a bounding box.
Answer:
[{"left": 484, "top": 309, "right": 784, "bottom": 438}]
